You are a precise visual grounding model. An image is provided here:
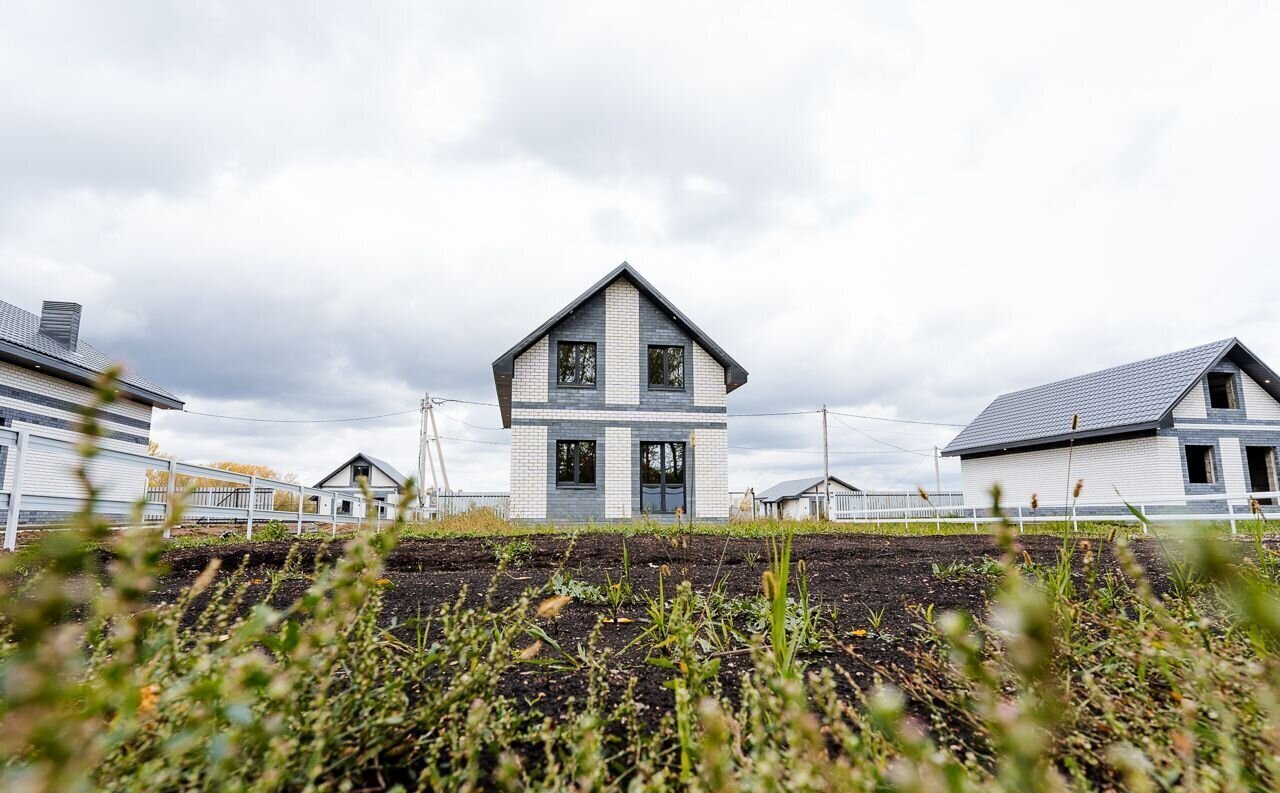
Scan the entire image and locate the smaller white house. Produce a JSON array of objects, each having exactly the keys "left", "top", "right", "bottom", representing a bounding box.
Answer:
[
  {"left": 314, "top": 453, "right": 410, "bottom": 518},
  {"left": 756, "top": 475, "right": 860, "bottom": 519}
]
